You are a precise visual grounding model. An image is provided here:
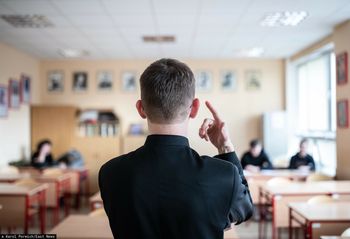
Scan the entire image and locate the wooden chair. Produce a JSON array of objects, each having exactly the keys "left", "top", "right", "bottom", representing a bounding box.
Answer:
[
  {"left": 307, "top": 195, "right": 334, "bottom": 205},
  {"left": 42, "top": 168, "right": 63, "bottom": 176},
  {"left": 306, "top": 173, "right": 333, "bottom": 182},
  {"left": 89, "top": 208, "right": 107, "bottom": 217},
  {"left": 266, "top": 177, "right": 292, "bottom": 186},
  {"left": 341, "top": 227, "right": 350, "bottom": 237},
  {"left": 260, "top": 177, "right": 292, "bottom": 239}
]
